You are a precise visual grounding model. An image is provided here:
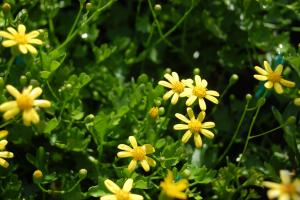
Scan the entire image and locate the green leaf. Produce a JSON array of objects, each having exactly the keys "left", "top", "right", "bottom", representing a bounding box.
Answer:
[{"left": 43, "top": 118, "right": 59, "bottom": 134}]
